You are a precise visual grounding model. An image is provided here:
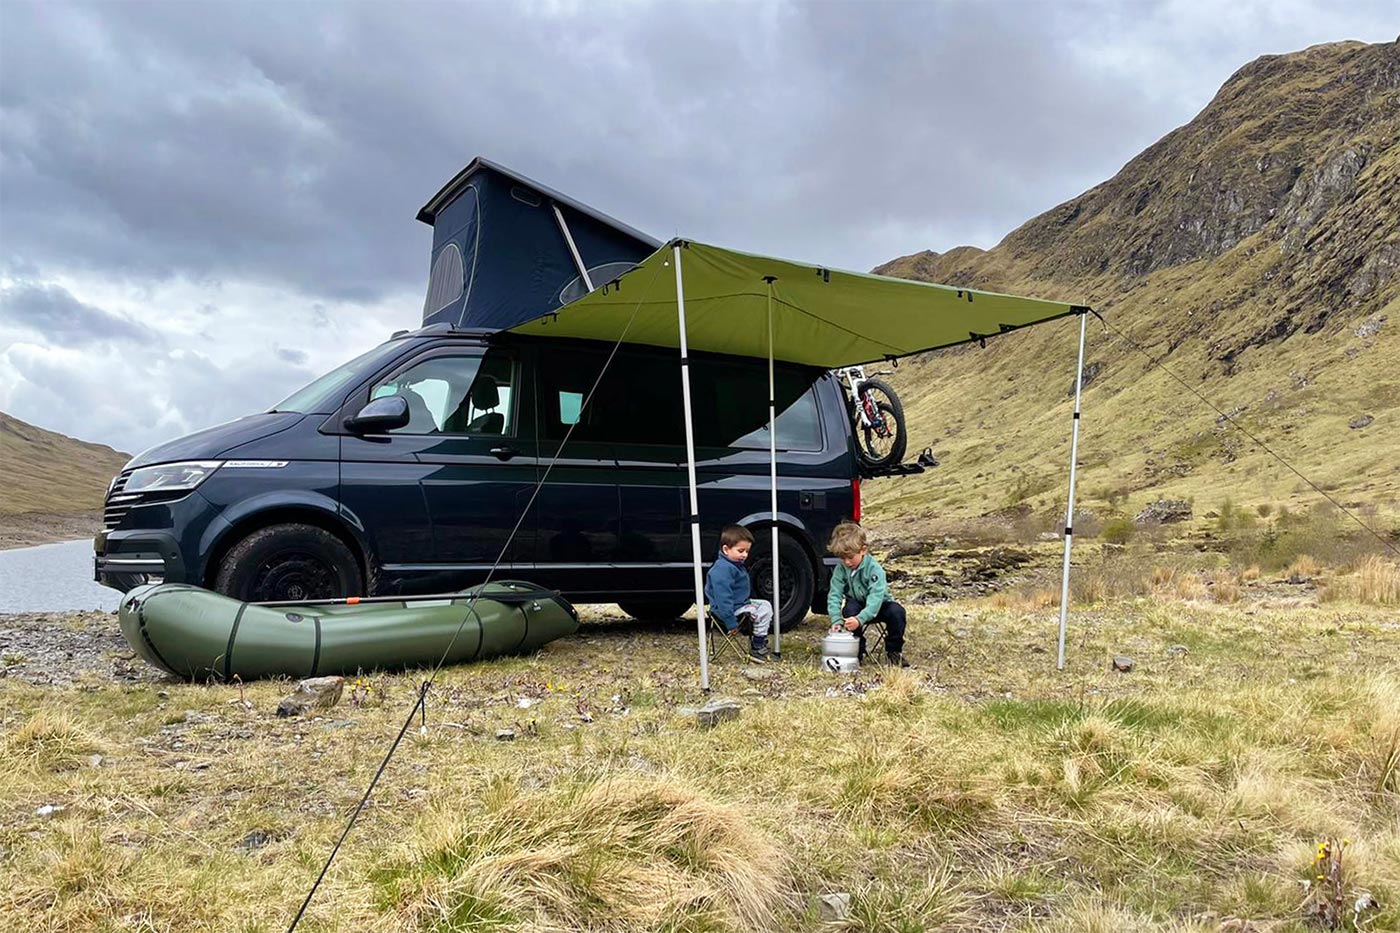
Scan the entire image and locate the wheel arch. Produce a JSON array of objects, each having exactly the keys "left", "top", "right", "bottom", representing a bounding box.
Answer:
[{"left": 202, "top": 500, "right": 372, "bottom": 592}]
